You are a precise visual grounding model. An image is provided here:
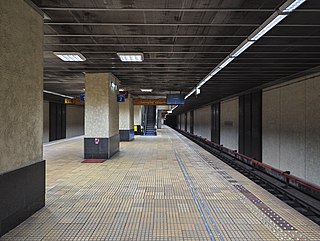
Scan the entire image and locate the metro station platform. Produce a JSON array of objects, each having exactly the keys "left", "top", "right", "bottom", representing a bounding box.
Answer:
[{"left": 1, "top": 127, "right": 319, "bottom": 241}]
